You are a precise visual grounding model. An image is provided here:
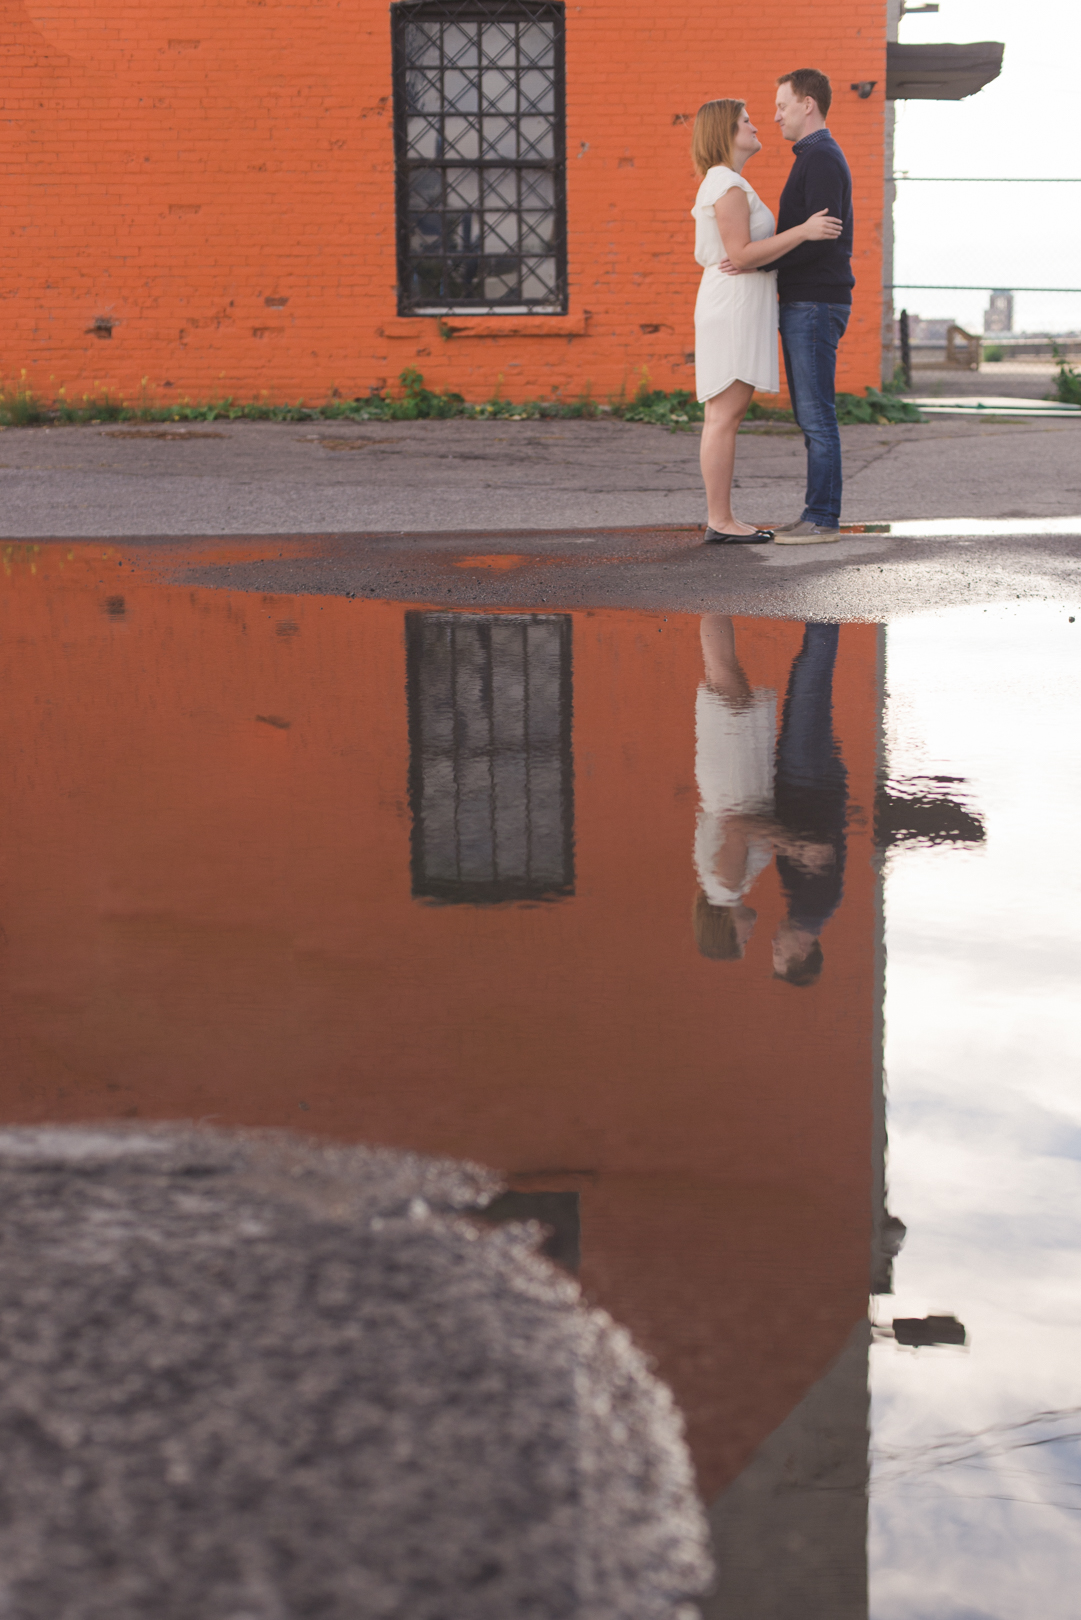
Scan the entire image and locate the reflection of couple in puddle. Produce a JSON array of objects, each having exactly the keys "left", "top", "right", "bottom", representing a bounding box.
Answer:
[{"left": 693, "top": 615, "right": 846, "bottom": 985}]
